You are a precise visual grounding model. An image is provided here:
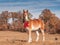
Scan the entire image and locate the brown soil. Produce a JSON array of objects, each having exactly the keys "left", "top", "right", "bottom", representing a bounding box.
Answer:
[{"left": 0, "top": 31, "right": 60, "bottom": 45}]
